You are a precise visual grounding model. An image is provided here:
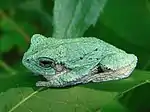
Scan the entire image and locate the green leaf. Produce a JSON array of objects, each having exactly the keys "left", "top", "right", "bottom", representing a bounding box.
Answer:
[
  {"left": 0, "top": 67, "right": 150, "bottom": 111},
  {"left": 0, "top": 35, "right": 14, "bottom": 53},
  {"left": 0, "top": 18, "right": 37, "bottom": 52},
  {"left": 0, "top": 70, "right": 117, "bottom": 112},
  {"left": 100, "top": 0, "right": 150, "bottom": 49},
  {"left": 53, "top": 0, "right": 107, "bottom": 38},
  {"left": 19, "top": 0, "right": 52, "bottom": 24},
  {"left": 0, "top": 18, "right": 15, "bottom": 31},
  {"left": 0, "top": 33, "right": 28, "bottom": 53},
  {"left": 146, "top": 0, "right": 150, "bottom": 12},
  {"left": 101, "top": 100, "right": 129, "bottom": 112},
  {"left": 0, "top": 0, "right": 26, "bottom": 9},
  {"left": 119, "top": 82, "right": 150, "bottom": 112}
]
